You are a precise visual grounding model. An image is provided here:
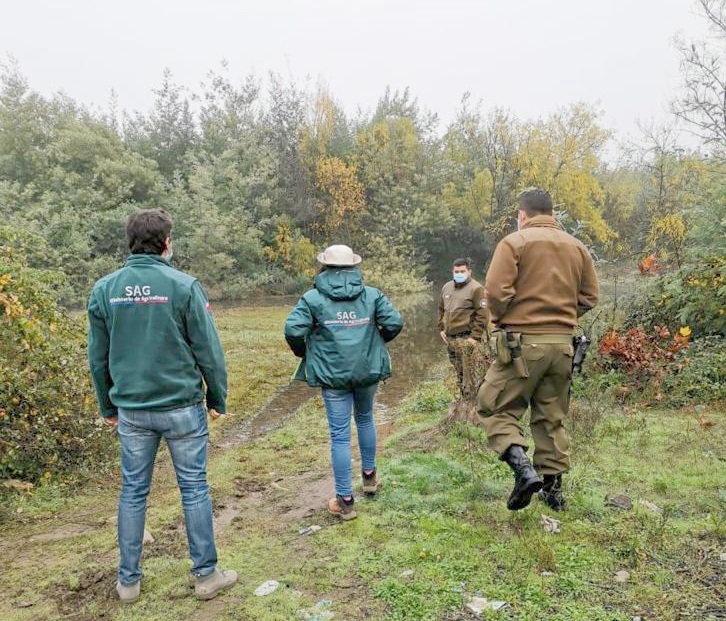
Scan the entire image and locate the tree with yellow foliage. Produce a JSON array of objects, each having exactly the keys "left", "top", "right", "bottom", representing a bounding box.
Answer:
[
  {"left": 314, "top": 156, "right": 366, "bottom": 241},
  {"left": 519, "top": 103, "right": 614, "bottom": 245}
]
